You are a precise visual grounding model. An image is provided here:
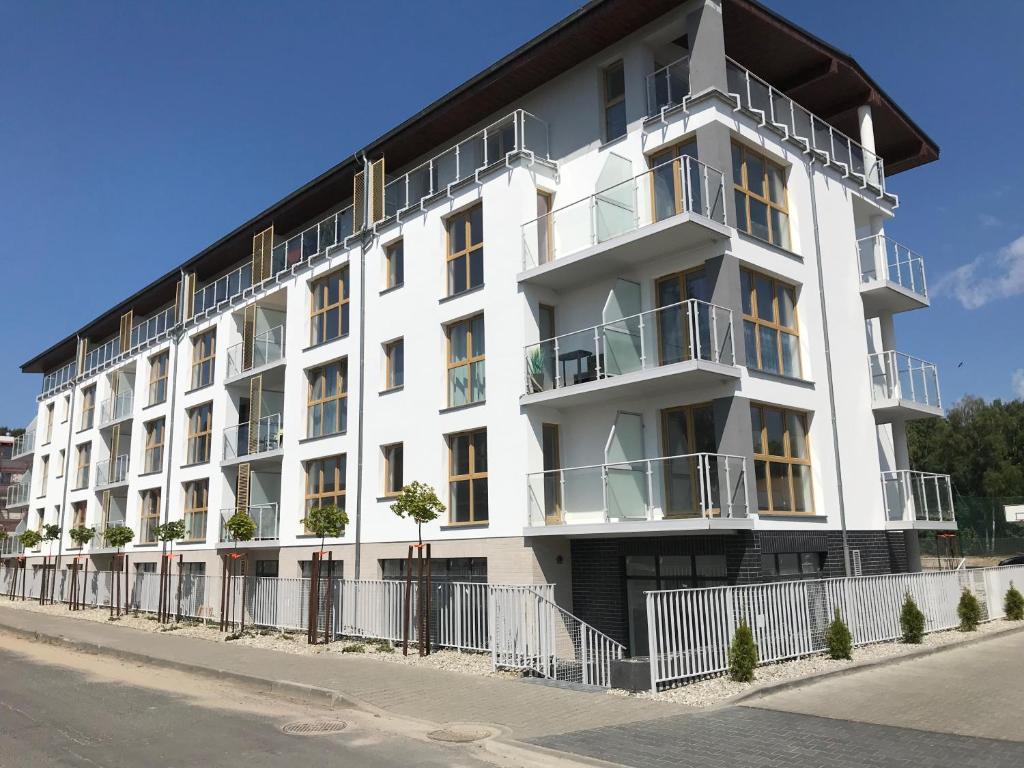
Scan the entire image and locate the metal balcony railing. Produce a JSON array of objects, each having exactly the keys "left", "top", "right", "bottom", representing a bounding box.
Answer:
[
  {"left": 522, "top": 154, "right": 726, "bottom": 269},
  {"left": 869, "top": 351, "right": 941, "bottom": 409},
  {"left": 525, "top": 299, "right": 734, "bottom": 395},
  {"left": 857, "top": 235, "right": 928, "bottom": 299},
  {"left": 95, "top": 454, "right": 129, "bottom": 487},
  {"left": 12, "top": 429, "right": 35, "bottom": 458},
  {"left": 1, "top": 517, "right": 27, "bottom": 556},
  {"left": 646, "top": 56, "right": 690, "bottom": 117},
  {"left": 127, "top": 306, "right": 177, "bottom": 354},
  {"left": 226, "top": 325, "right": 285, "bottom": 378},
  {"left": 881, "top": 470, "right": 955, "bottom": 523},
  {"left": 6, "top": 474, "right": 31, "bottom": 508},
  {"left": 527, "top": 453, "right": 749, "bottom": 526},
  {"left": 41, "top": 361, "right": 76, "bottom": 398},
  {"left": 725, "top": 58, "right": 887, "bottom": 196},
  {"left": 99, "top": 391, "right": 133, "bottom": 426},
  {"left": 219, "top": 503, "right": 280, "bottom": 543},
  {"left": 223, "top": 413, "right": 283, "bottom": 461}
]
